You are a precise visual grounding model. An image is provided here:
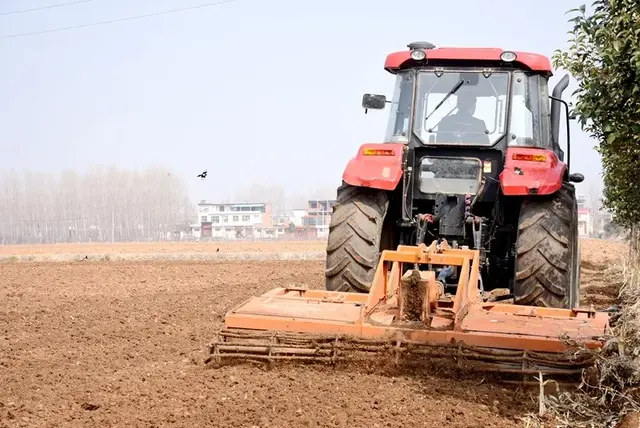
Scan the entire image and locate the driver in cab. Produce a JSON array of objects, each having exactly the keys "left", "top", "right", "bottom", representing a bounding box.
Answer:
[{"left": 436, "top": 93, "right": 490, "bottom": 144}]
